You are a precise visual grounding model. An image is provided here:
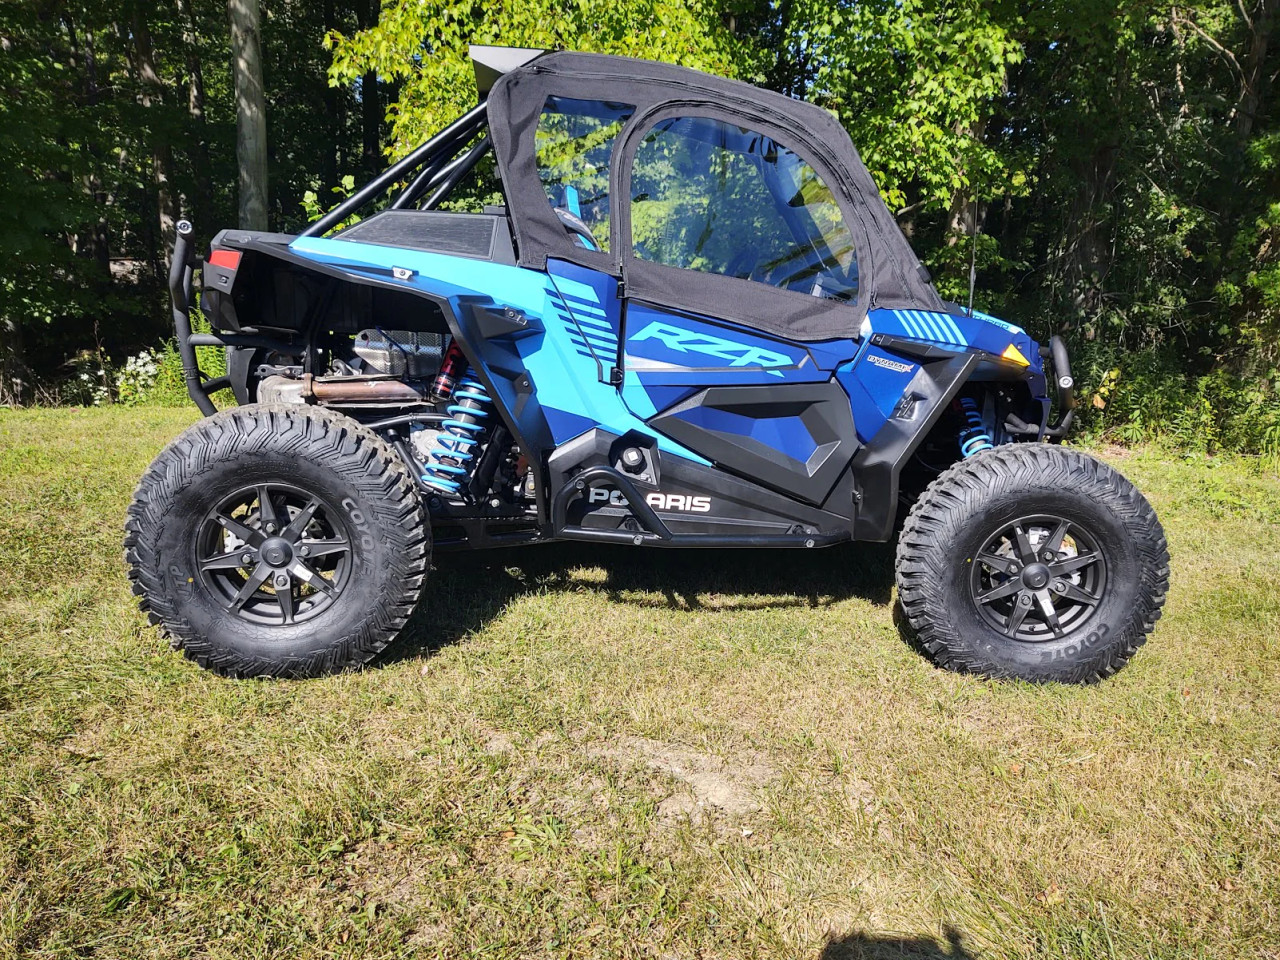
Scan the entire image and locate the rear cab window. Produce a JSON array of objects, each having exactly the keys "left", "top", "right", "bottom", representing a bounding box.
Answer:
[{"left": 535, "top": 97, "right": 635, "bottom": 252}]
